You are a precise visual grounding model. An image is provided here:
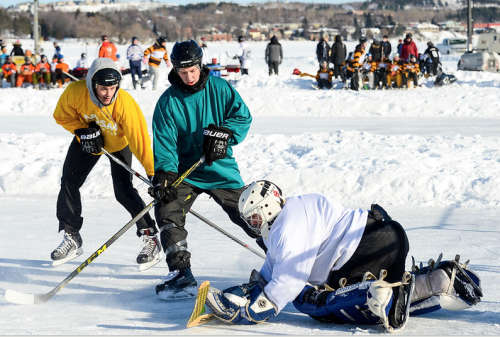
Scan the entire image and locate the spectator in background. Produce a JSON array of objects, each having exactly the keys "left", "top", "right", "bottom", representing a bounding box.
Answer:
[
  {"left": 381, "top": 35, "right": 392, "bottom": 59},
  {"left": 34, "top": 54, "right": 51, "bottom": 89},
  {"left": 55, "top": 54, "right": 70, "bottom": 88},
  {"left": 50, "top": 55, "right": 59, "bottom": 87},
  {"left": 16, "top": 56, "right": 35, "bottom": 87},
  {"left": 10, "top": 40, "right": 24, "bottom": 56},
  {"left": 1, "top": 56, "right": 17, "bottom": 88},
  {"left": 237, "top": 36, "right": 252, "bottom": 75},
  {"left": 316, "top": 35, "right": 331, "bottom": 67},
  {"left": 76, "top": 53, "right": 88, "bottom": 69},
  {"left": 397, "top": 39, "right": 403, "bottom": 55},
  {"left": 53, "top": 42, "right": 62, "bottom": 59},
  {"left": 330, "top": 35, "right": 347, "bottom": 82},
  {"left": 424, "top": 41, "right": 440, "bottom": 76},
  {"left": 400, "top": 33, "right": 418, "bottom": 62},
  {"left": 127, "top": 36, "right": 144, "bottom": 89},
  {"left": 265, "top": 35, "right": 283, "bottom": 76},
  {"left": 403, "top": 54, "right": 420, "bottom": 89},
  {"left": 143, "top": 36, "right": 171, "bottom": 90},
  {"left": 99, "top": 35, "right": 118, "bottom": 61},
  {"left": 115, "top": 54, "right": 125, "bottom": 73},
  {"left": 0, "top": 45, "right": 8, "bottom": 67},
  {"left": 369, "top": 38, "right": 382, "bottom": 62},
  {"left": 199, "top": 37, "right": 210, "bottom": 65}
]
